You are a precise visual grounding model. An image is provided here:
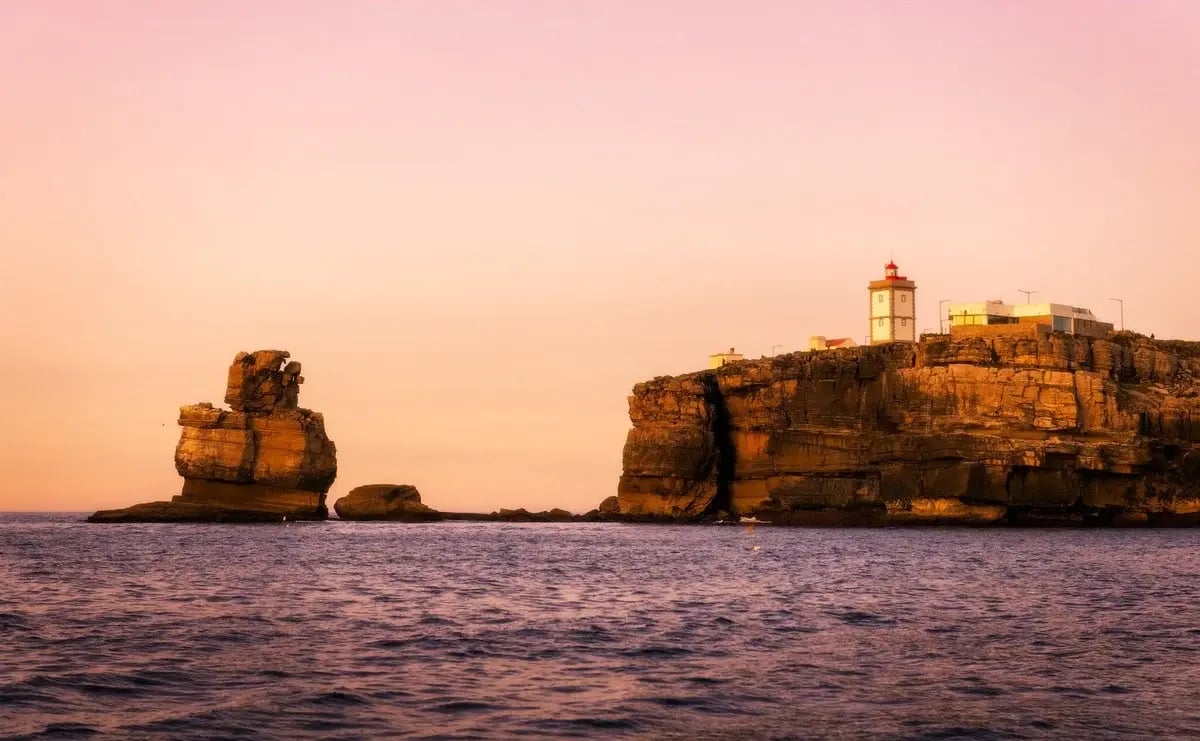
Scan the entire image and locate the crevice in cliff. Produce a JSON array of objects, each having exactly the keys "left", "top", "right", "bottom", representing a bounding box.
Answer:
[
  {"left": 703, "top": 375, "right": 735, "bottom": 517},
  {"left": 238, "top": 415, "right": 258, "bottom": 483}
]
